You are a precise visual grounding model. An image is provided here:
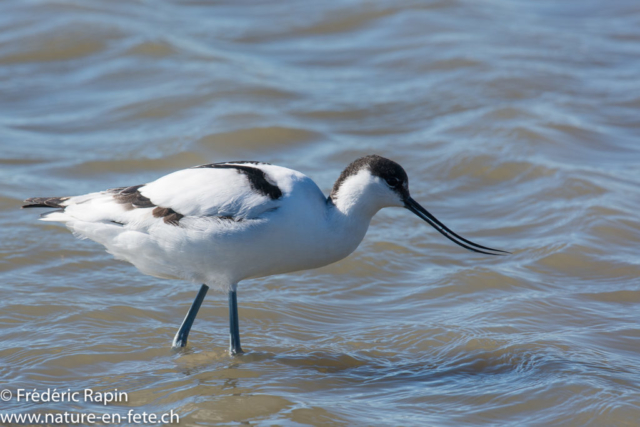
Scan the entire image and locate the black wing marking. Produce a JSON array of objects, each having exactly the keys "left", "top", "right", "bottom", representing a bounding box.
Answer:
[
  {"left": 152, "top": 207, "right": 184, "bottom": 225},
  {"left": 111, "top": 185, "right": 155, "bottom": 209},
  {"left": 193, "top": 163, "right": 282, "bottom": 199},
  {"left": 214, "top": 160, "right": 272, "bottom": 165},
  {"left": 22, "top": 196, "right": 70, "bottom": 209},
  {"left": 111, "top": 186, "right": 187, "bottom": 225}
]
